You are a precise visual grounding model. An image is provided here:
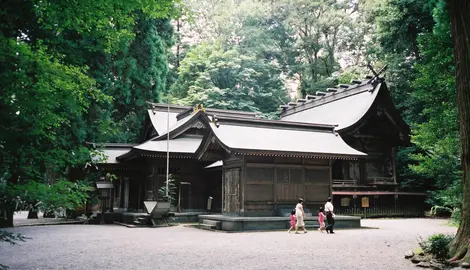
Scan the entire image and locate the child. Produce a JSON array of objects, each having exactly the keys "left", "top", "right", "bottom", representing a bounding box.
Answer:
[
  {"left": 287, "top": 209, "right": 296, "bottom": 233},
  {"left": 318, "top": 207, "right": 326, "bottom": 233}
]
